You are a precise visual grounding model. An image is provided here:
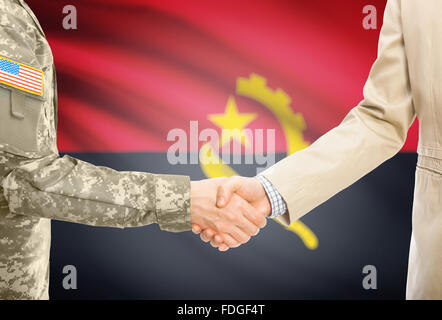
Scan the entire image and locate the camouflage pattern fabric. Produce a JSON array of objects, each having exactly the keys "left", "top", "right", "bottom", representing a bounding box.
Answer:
[{"left": 0, "top": 0, "right": 191, "bottom": 300}]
